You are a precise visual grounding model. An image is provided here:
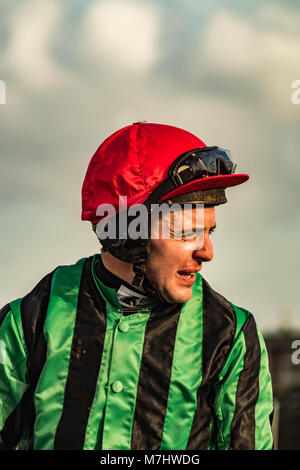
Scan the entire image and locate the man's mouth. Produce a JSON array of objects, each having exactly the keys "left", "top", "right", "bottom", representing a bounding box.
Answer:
[{"left": 176, "top": 269, "right": 201, "bottom": 284}]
